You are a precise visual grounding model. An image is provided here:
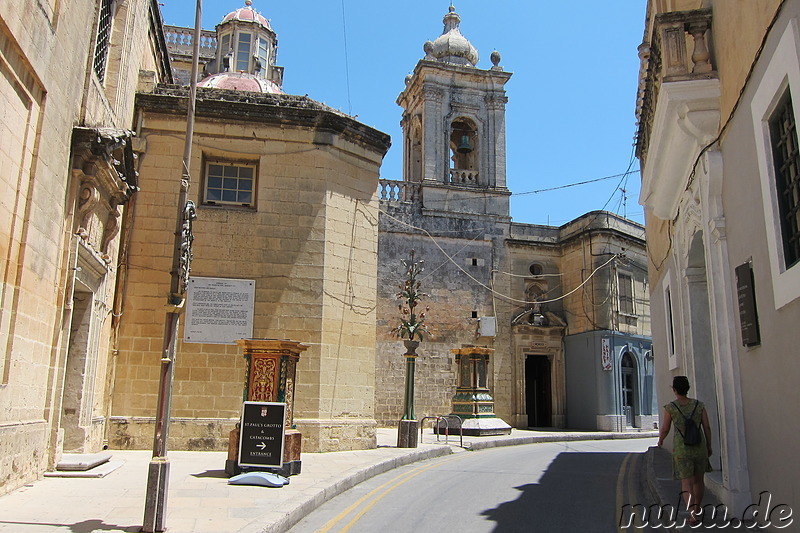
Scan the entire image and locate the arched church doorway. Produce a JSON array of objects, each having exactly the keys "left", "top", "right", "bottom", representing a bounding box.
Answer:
[{"left": 525, "top": 354, "right": 552, "bottom": 427}]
